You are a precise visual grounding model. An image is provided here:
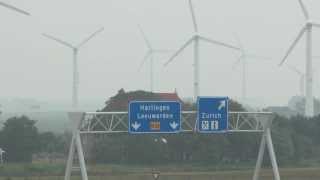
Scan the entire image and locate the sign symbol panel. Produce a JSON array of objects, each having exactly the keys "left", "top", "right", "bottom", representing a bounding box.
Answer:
[
  {"left": 129, "top": 101, "right": 181, "bottom": 134},
  {"left": 197, "top": 97, "right": 228, "bottom": 133}
]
